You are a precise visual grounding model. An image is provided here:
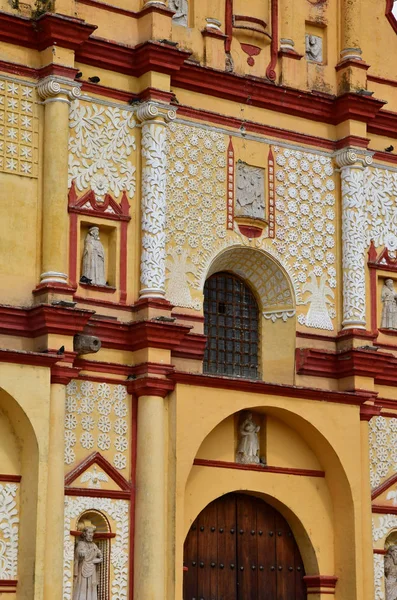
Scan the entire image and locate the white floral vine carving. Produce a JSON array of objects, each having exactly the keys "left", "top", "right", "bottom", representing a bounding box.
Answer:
[
  {"left": 63, "top": 496, "right": 129, "bottom": 600},
  {"left": 0, "top": 483, "right": 19, "bottom": 579},
  {"left": 68, "top": 100, "right": 136, "bottom": 200},
  {"left": 140, "top": 123, "right": 168, "bottom": 294},
  {"left": 369, "top": 416, "right": 397, "bottom": 490},
  {"left": 374, "top": 553, "right": 385, "bottom": 600}
]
